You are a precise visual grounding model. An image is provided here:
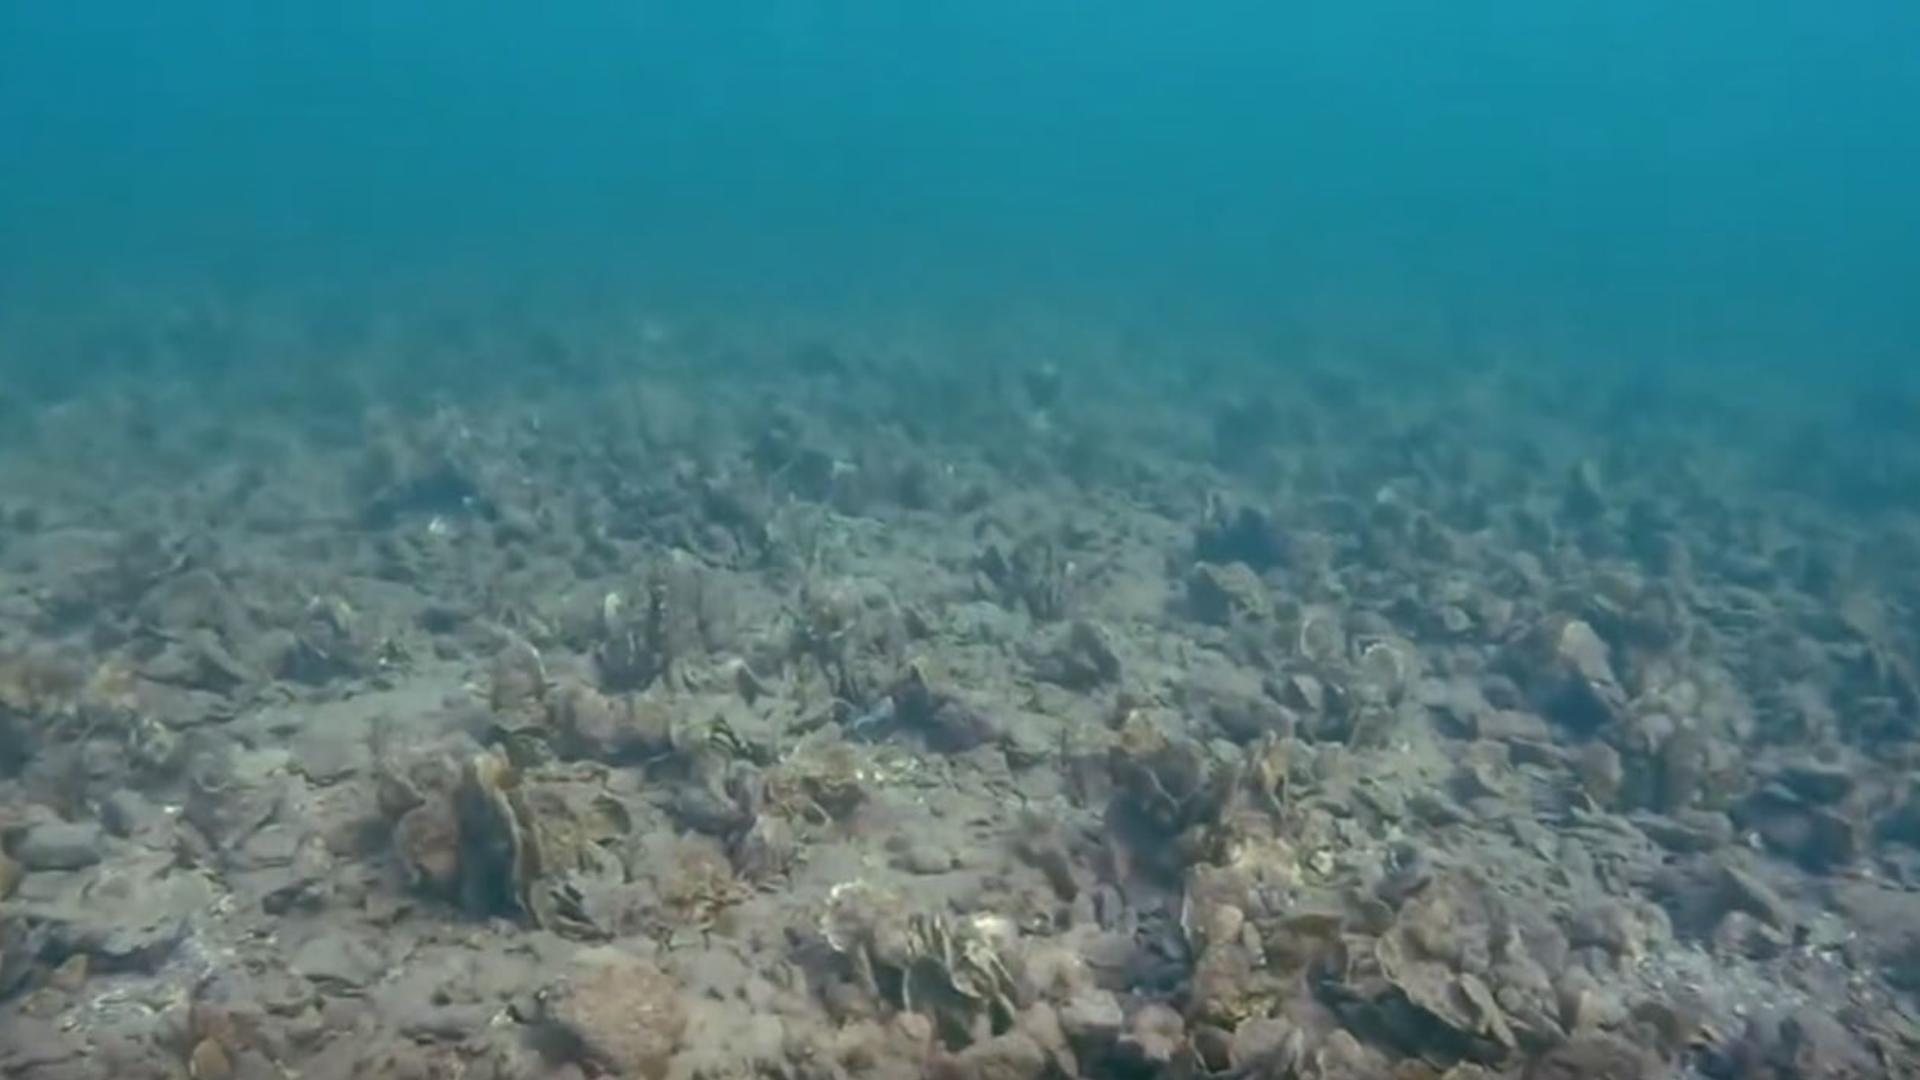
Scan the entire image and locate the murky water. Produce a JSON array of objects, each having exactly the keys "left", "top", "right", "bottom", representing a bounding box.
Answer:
[{"left": 2, "top": 5, "right": 1918, "bottom": 1078}]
